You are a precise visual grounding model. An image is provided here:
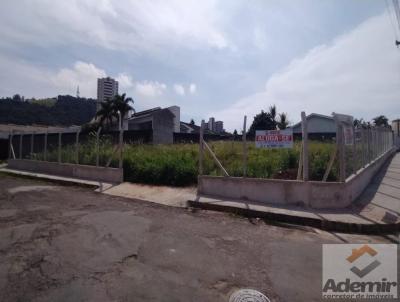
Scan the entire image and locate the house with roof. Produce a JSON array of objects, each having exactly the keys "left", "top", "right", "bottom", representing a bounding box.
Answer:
[{"left": 290, "top": 113, "right": 336, "bottom": 140}]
